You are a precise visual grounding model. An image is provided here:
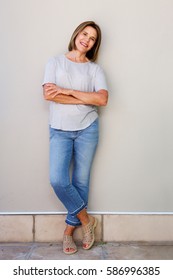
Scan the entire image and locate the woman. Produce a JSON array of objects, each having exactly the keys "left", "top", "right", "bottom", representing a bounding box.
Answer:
[{"left": 42, "top": 21, "right": 108, "bottom": 254}]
